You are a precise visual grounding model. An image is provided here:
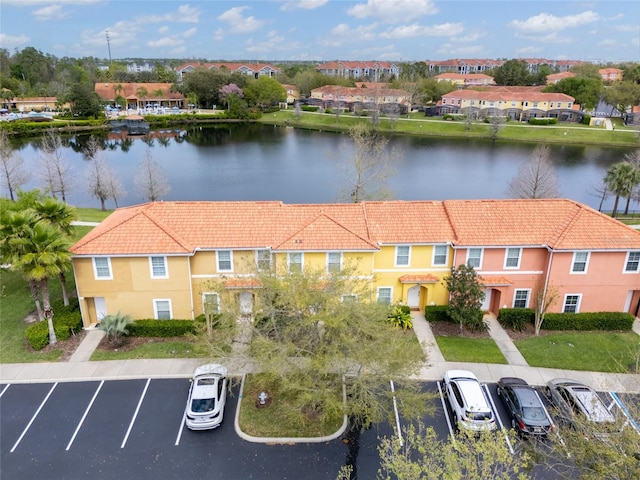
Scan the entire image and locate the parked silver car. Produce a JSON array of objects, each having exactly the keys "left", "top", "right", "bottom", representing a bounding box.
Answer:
[
  {"left": 545, "top": 378, "right": 617, "bottom": 435},
  {"left": 443, "top": 370, "right": 496, "bottom": 431},
  {"left": 185, "top": 364, "right": 228, "bottom": 430}
]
